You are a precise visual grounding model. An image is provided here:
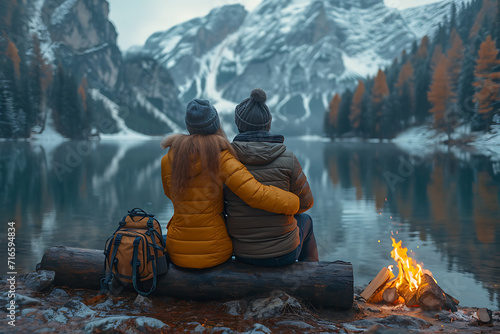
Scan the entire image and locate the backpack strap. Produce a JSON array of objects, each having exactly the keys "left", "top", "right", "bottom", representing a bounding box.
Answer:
[
  {"left": 131, "top": 236, "right": 157, "bottom": 296},
  {"left": 147, "top": 217, "right": 166, "bottom": 251},
  {"left": 100, "top": 234, "right": 122, "bottom": 294},
  {"left": 129, "top": 208, "right": 154, "bottom": 217}
]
